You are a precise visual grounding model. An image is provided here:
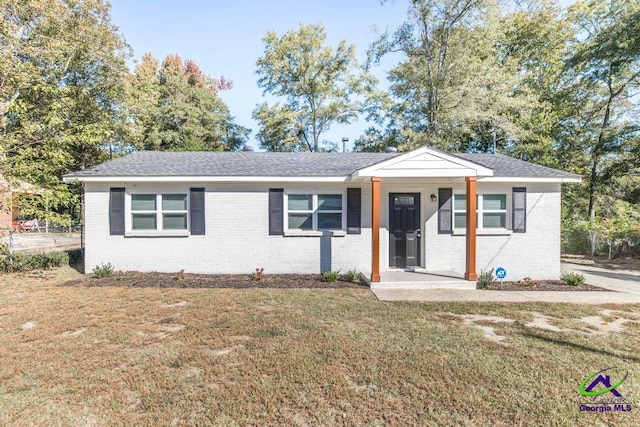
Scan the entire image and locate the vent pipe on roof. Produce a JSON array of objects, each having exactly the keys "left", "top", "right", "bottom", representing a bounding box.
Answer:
[
  {"left": 341, "top": 137, "right": 349, "bottom": 153},
  {"left": 242, "top": 146, "right": 255, "bottom": 152},
  {"left": 385, "top": 147, "right": 398, "bottom": 153}
]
